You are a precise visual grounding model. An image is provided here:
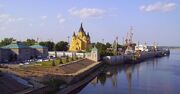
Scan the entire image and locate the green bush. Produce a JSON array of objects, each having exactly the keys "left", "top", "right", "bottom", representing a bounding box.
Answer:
[
  {"left": 66, "top": 56, "right": 69, "bottom": 62},
  {"left": 59, "top": 58, "right": 63, "bottom": 64},
  {"left": 52, "top": 60, "right": 56, "bottom": 66}
]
